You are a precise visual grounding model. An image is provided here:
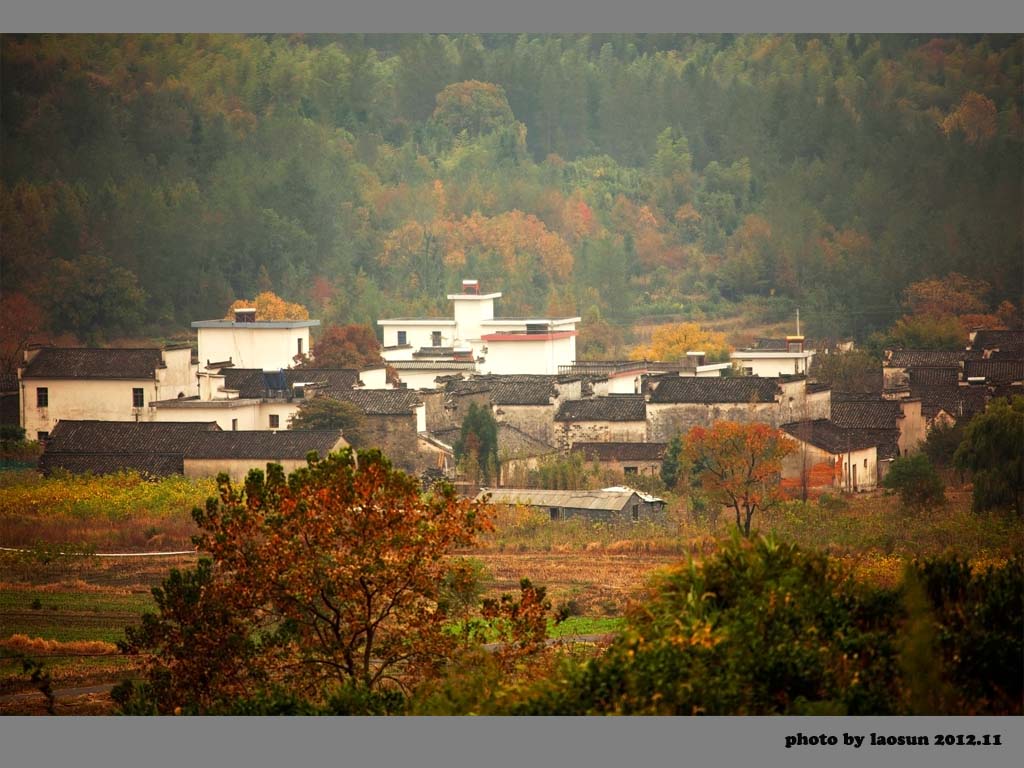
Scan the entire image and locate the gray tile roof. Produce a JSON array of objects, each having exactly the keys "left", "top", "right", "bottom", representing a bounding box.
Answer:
[
  {"left": 555, "top": 395, "right": 646, "bottom": 423},
  {"left": 22, "top": 348, "right": 164, "bottom": 379},
  {"left": 781, "top": 420, "right": 881, "bottom": 454},
  {"left": 970, "top": 330, "right": 1024, "bottom": 352},
  {"left": 648, "top": 376, "right": 781, "bottom": 404},
  {"left": 908, "top": 366, "right": 960, "bottom": 387},
  {"left": 491, "top": 380, "right": 558, "bottom": 406},
  {"left": 478, "top": 487, "right": 649, "bottom": 512},
  {"left": 572, "top": 442, "right": 667, "bottom": 462},
  {"left": 830, "top": 400, "right": 901, "bottom": 430},
  {"left": 330, "top": 389, "right": 422, "bottom": 415},
  {"left": 184, "top": 430, "right": 344, "bottom": 459},
  {"left": 911, "top": 385, "right": 989, "bottom": 421},
  {"left": 964, "top": 359, "right": 1024, "bottom": 383},
  {"left": 39, "top": 452, "right": 186, "bottom": 477},
  {"left": 885, "top": 349, "right": 965, "bottom": 369},
  {"left": 43, "top": 420, "right": 221, "bottom": 453},
  {"left": 221, "top": 368, "right": 364, "bottom": 399}
]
